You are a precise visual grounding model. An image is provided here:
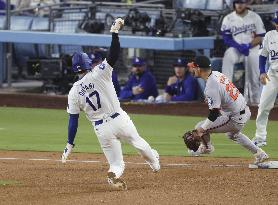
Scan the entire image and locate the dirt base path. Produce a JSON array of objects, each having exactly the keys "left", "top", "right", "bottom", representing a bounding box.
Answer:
[{"left": 0, "top": 151, "right": 278, "bottom": 205}]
